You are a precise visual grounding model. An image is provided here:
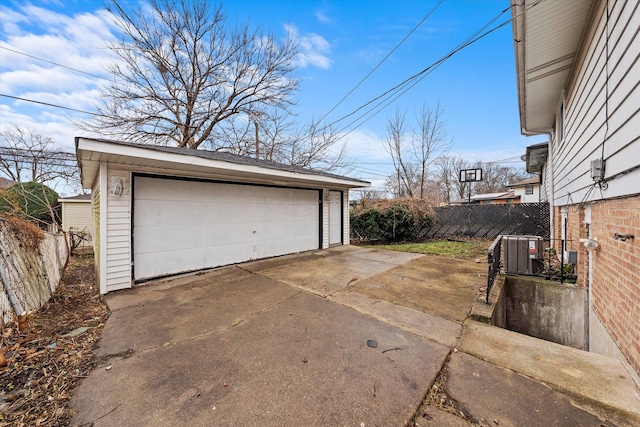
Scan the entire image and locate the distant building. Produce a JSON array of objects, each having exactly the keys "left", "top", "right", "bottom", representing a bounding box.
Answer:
[
  {"left": 508, "top": 176, "right": 541, "bottom": 203},
  {"left": 449, "top": 191, "right": 520, "bottom": 205},
  {"left": 59, "top": 194, "right": 92, "bottom": 247},
  {"left": 0, "top": 177, "right": 18, "bottom": 189}
]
